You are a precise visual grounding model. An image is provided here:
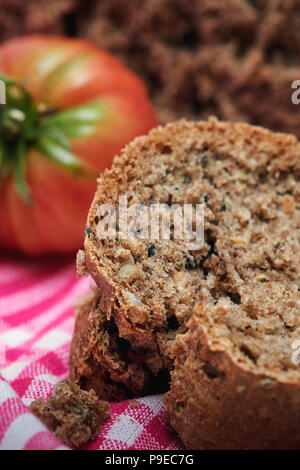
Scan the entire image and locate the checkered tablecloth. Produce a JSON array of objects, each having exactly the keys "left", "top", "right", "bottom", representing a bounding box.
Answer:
[{"left": 0, "top": 254, "right": 183, "bottom": 450}]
